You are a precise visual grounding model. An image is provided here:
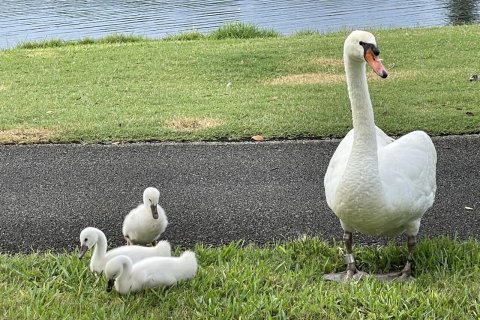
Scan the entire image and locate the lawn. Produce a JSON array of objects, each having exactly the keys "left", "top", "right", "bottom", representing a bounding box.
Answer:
[
  {"left": 1, "top": 237, "right": 479, "bottom": 319},
  {"left": 0, "top": 24, "right": 478, "bottom": 144}
]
